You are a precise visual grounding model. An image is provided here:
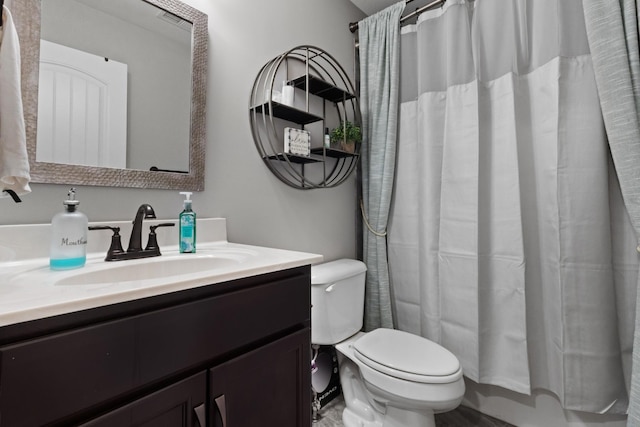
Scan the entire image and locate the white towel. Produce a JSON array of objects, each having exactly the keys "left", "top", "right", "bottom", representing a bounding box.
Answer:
[{"left": 0, "top": 5, "right": 31, "bottom": 198}]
